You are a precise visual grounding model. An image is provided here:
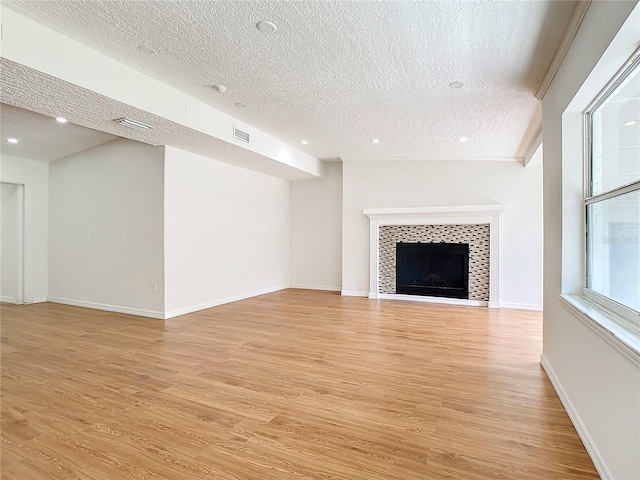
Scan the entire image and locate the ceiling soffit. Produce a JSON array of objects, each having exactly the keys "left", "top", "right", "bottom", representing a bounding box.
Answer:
[
  {"left": 0, "top": 59, "right": 319, "bottom": 181},
  {"left": 1, "top": 1, "right": 579, "bottom": 163}
]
